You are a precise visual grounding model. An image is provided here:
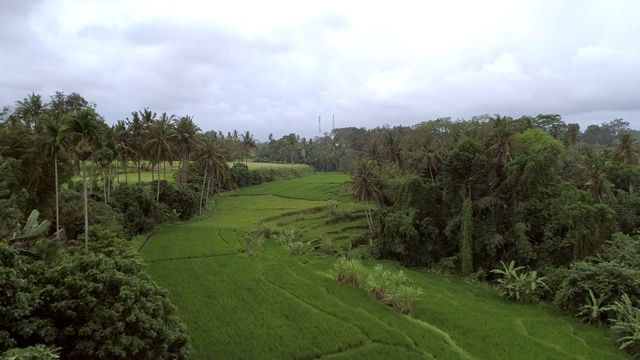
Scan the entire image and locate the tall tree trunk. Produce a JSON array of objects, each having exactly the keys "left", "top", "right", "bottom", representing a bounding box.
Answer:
[
  {"left": 82, "top": 160, "right": 89, "bottom": 254},
  {"left": 200, "top": 166, "right": 208, "bottom": 215},
  {"left": 137, "top": 160, "right": 142, "bottom": 184},
  {"left": 103, "top": 168, "right": 107, "bottom": 203},
  {"left": 54, "top": 155, "right": 60, "bottom": 239},
  {"left": 90, "top": 154, "right": 95, "bottom": 195},
  {"left": 157, "top": 161, "right": 162, "bottom": 203}
]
